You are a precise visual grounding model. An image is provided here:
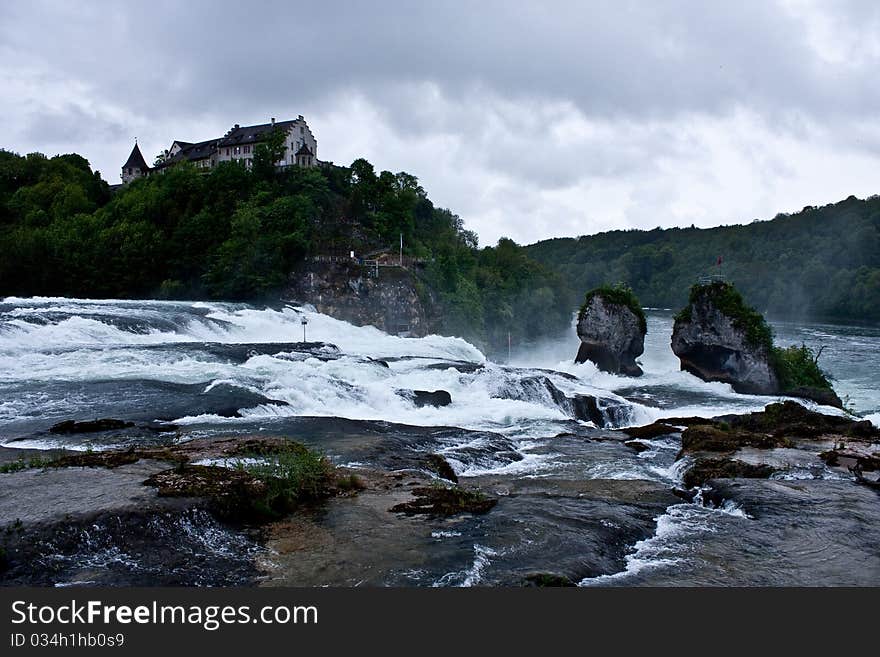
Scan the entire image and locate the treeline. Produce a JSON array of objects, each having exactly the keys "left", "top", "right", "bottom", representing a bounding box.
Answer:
[
  {"left": 0, "top": 147, "right": 572, "bottom": 350},
  {"left": 526, "top": 195, "right": 880, "bottom": 323}
]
